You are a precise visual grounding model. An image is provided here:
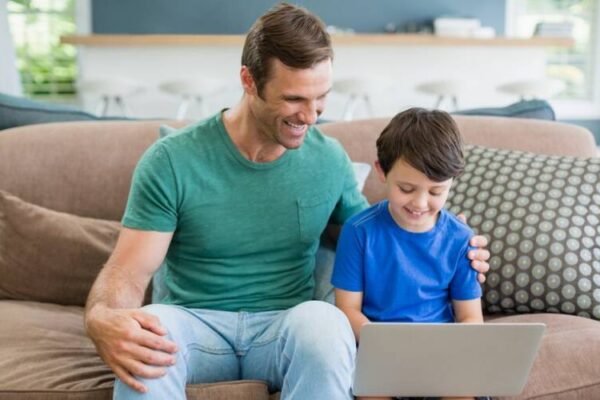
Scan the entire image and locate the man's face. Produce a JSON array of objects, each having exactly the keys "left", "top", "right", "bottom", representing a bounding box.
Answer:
[
  {"left": 376, "top": 158, "right": 453, "bottom": 233},
  {"left": 245, "top": 58, "right": 332, "bottom": 150}
]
